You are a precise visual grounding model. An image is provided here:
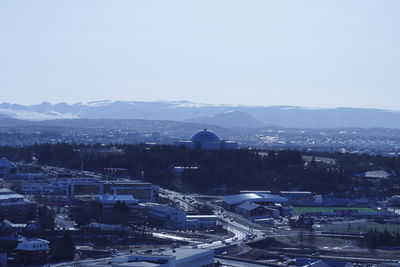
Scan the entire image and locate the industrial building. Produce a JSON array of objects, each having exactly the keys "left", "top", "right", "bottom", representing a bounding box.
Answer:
[
  {"left": 66, "top": 179, "right": 102, "bottom": 198},
  {"left": 240, "top": 190, "right": 313, "bottom": 205},
  {"left": 102, "top": 181, "right": 159, "bottom": 202},
  {"left": 235, "top": 202, "right": 271, "bottom": 219},
  {"left": 19, "top": 182, "right": 62, "bottom": 195},
  {"left": 222, "top": 192, "right": 287, "bottom": 211},
  {"left": 175, "top": 129, "right": 237, "bottom": 150},
  {"left": 62, "top": 179, "right": 159, "bottom": 202},
  {"left": 81, "top": 248, "right": 214, "bottom": 267}
]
